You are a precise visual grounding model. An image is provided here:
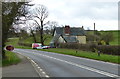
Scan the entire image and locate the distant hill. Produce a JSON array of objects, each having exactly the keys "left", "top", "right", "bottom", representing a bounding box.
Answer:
[{"left": 86, "top": 30, "right": 119, "bottom": 45}]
